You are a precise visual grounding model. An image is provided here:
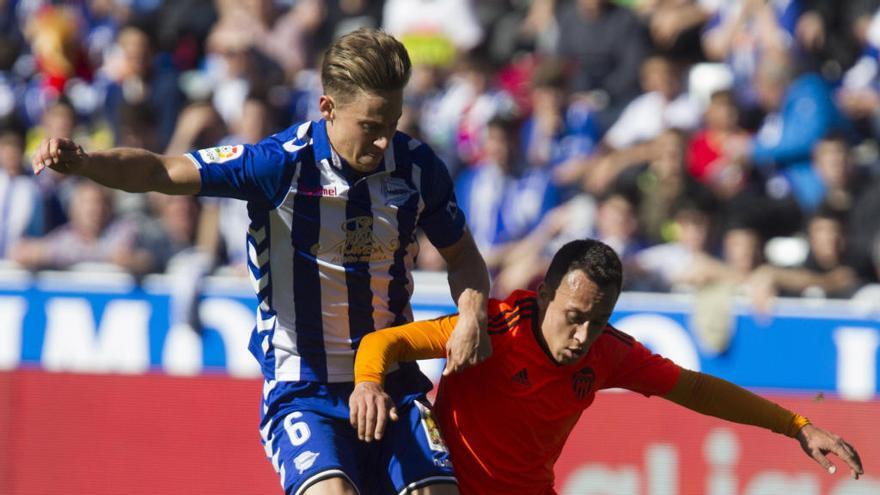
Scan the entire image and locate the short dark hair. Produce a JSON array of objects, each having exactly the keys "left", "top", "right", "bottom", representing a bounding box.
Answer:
[
  {"left": 321, "top": 28, "right": 411, "bottom": 102},
  {"left": 544, "top": 239, "right": 623, "bottom": 298}
]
